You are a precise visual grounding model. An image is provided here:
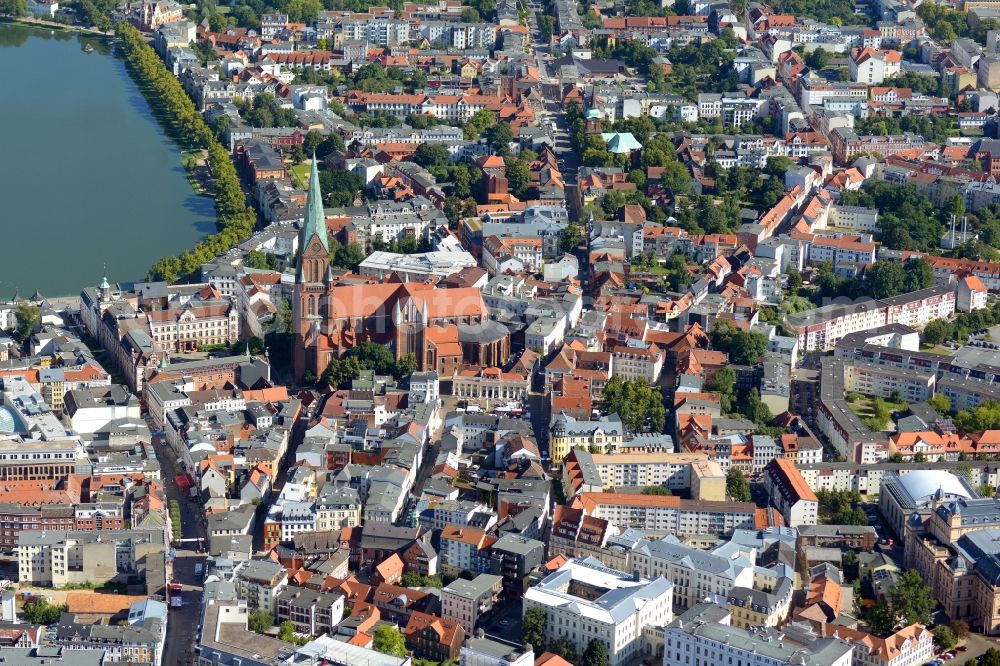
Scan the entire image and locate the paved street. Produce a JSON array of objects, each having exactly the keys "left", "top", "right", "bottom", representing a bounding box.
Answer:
[{"left": 152, "top": 426, "right": 207, "bottom": 666}]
